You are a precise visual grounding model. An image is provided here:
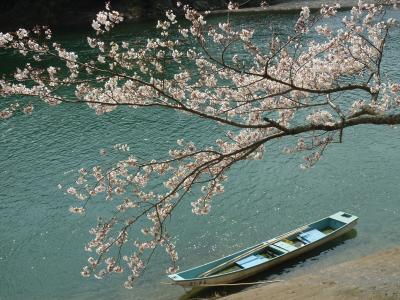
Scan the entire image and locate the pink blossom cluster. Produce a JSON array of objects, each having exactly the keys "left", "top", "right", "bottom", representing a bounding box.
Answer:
[{"left": 92, "top": 2, "right": 123, "bottom": 35}]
